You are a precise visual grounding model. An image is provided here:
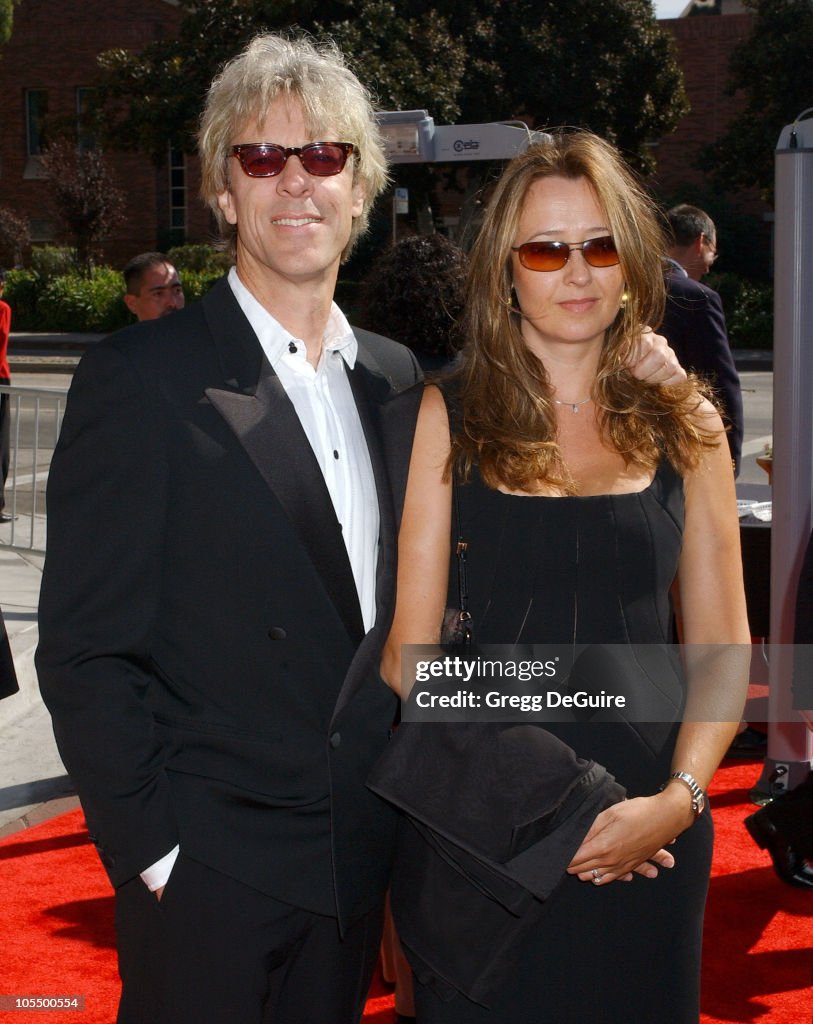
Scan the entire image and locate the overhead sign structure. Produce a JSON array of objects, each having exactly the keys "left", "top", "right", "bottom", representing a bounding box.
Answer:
[{"left": 376, "top": 110, "right": 549, "bottom": 164}]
